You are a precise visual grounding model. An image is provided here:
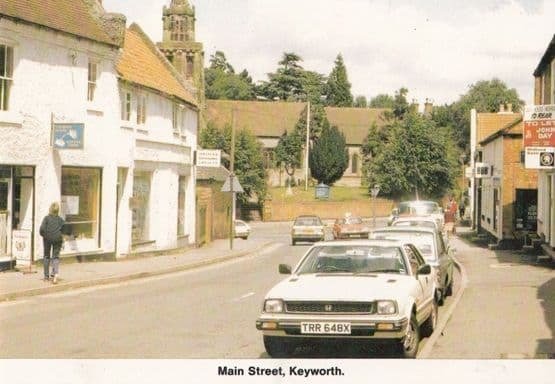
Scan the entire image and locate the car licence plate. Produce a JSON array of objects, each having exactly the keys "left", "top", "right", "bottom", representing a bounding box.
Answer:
[{"left": 300, "top": 322, "right": 351, "bottom": 334}]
